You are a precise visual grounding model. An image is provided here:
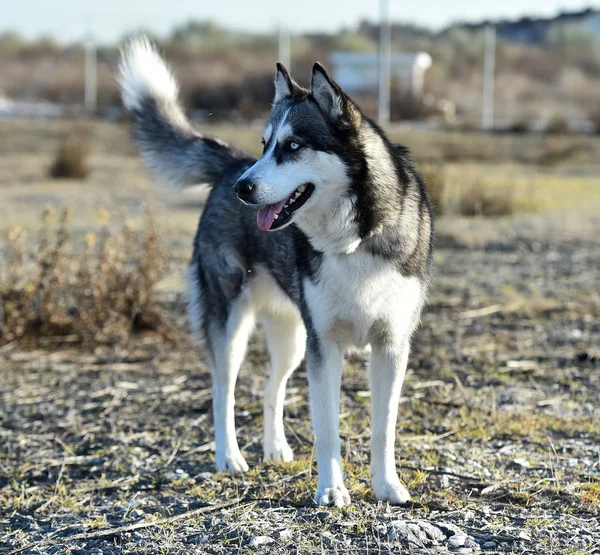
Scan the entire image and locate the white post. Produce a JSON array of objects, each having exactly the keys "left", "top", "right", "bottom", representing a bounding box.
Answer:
[
  {"left": 278, "top": 26, "right": 291, "bottom": 72},
  {"left": 481, "top": 25, "right": 496, "bottom": 130},
  {"left": 84, "top": 32, "right": 97, "bottom": 114},
  {"left": 378, "top": 0, "right": 391, "bottom": 125}
]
